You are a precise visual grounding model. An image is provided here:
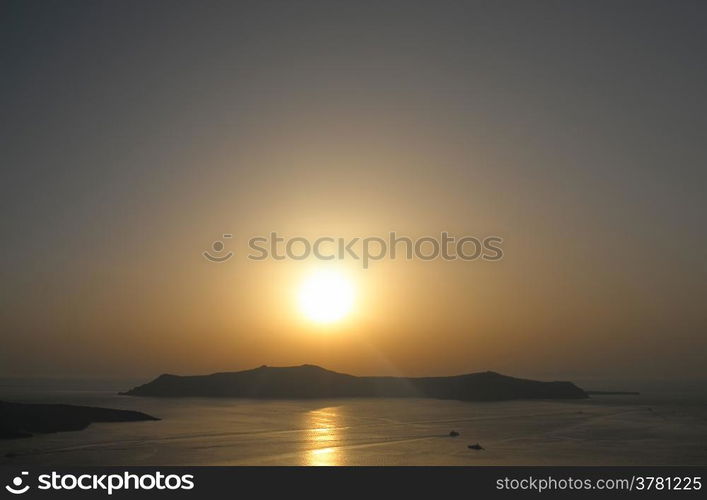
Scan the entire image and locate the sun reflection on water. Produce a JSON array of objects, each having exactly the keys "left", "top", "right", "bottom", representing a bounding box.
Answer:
[{"left": 303, "top": 407, "right": 343, "bottom": 466}]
